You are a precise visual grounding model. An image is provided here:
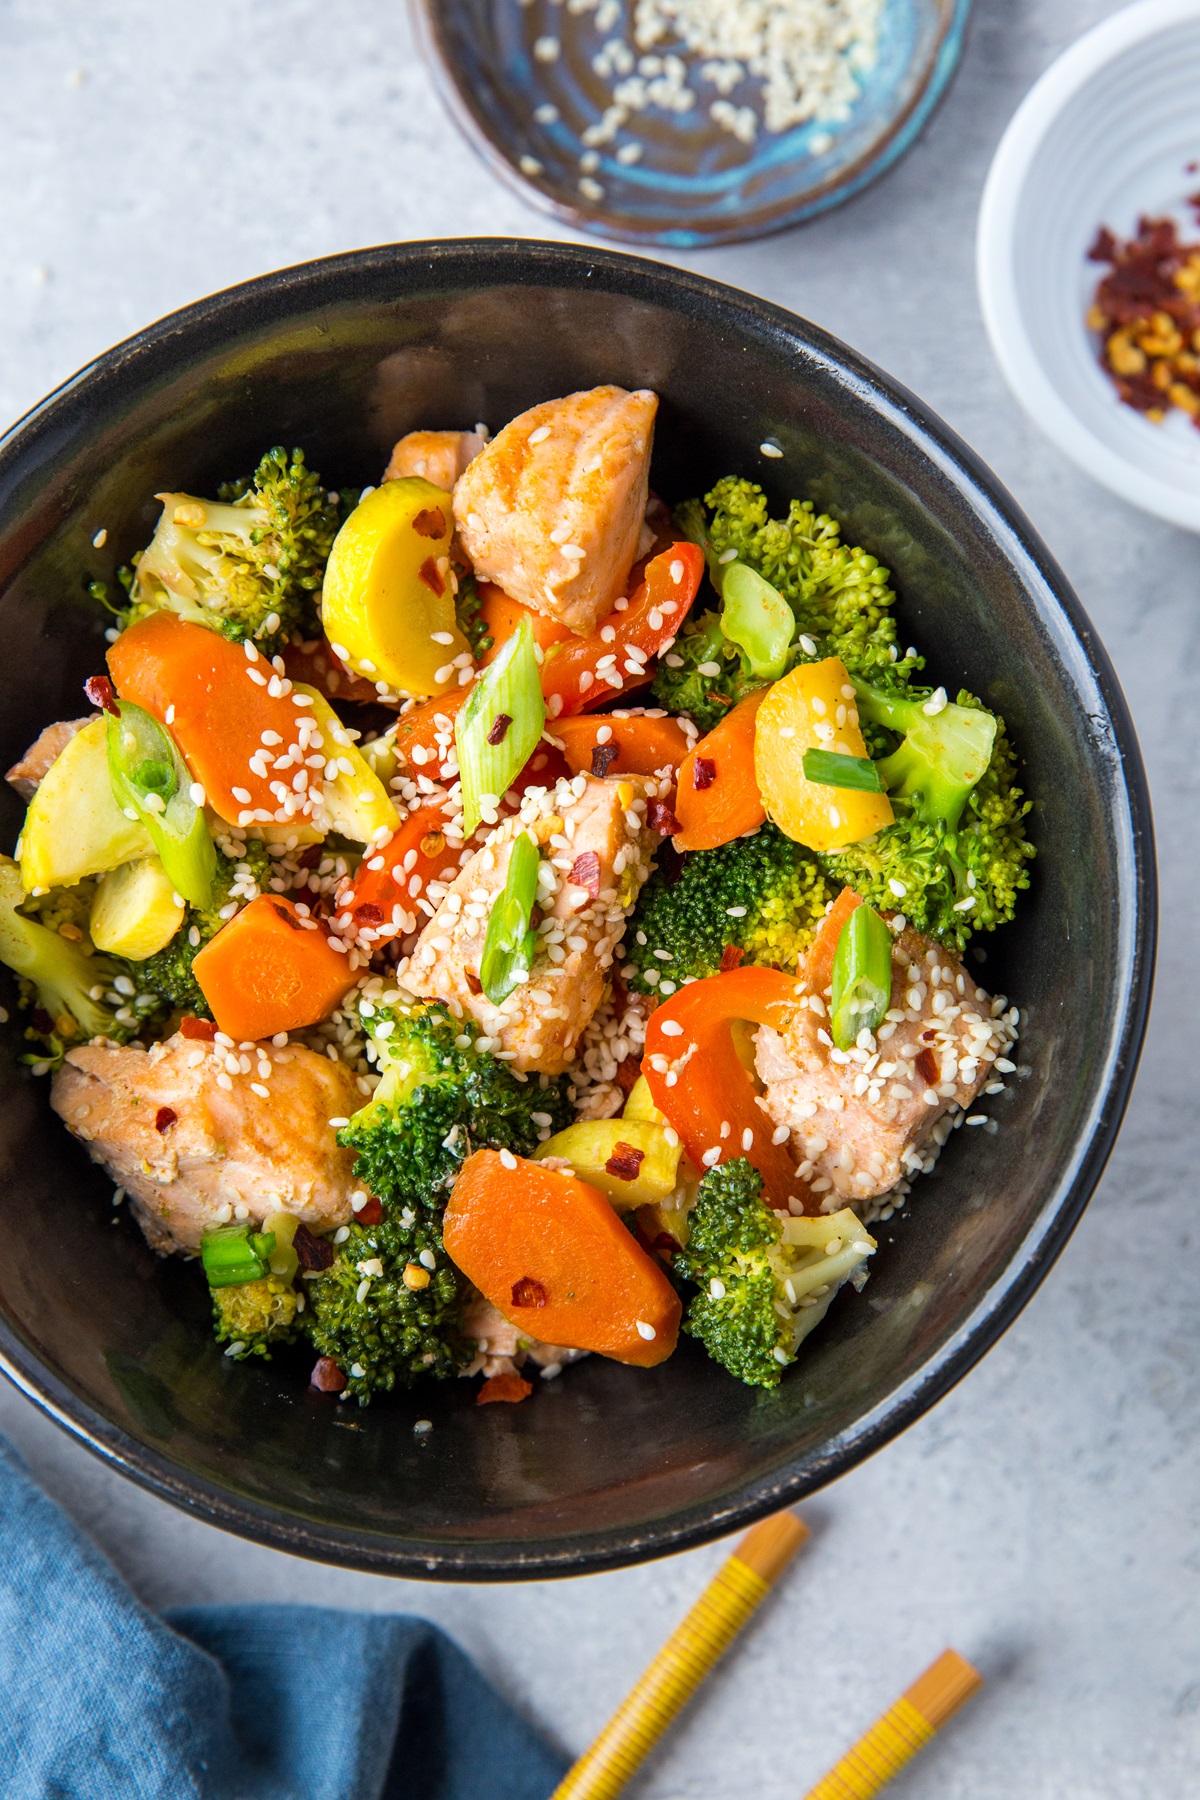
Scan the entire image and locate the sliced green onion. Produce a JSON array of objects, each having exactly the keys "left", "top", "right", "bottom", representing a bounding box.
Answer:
[
  {"left": 455, "top": 617, "right": 545, "bottom": 837},
  {"left": 200, "top": 1224, "right": 276, "bottom": 1289},
  {"left": 107, "top": 701, "right": 216, "bottom": 907},
  {"left": 801, "top": 749, "right": 884, "bottom": 792},
  {"left": 717, "top": 561, "right": 795, "bottom": 680},
  {"left": 479, "top": 829, "right": 539, "bottom": 1006},
  {"left": 830, "top": 903, "right": 893, "bottom": 1051}
]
